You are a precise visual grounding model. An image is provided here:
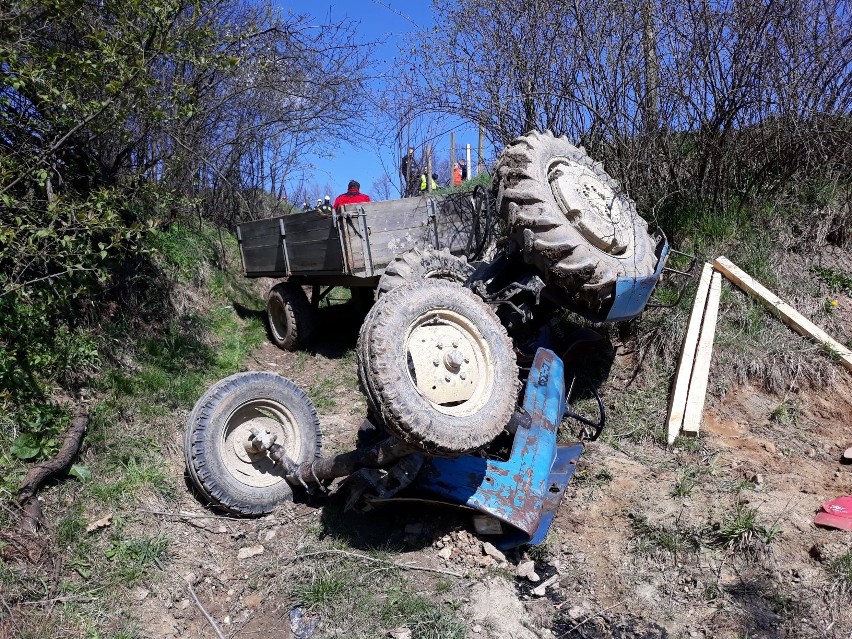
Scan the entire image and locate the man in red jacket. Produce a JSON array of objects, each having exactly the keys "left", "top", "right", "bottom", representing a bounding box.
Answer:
[{"left": 332, "top": 180, "right": 371, "bottom": 209}]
